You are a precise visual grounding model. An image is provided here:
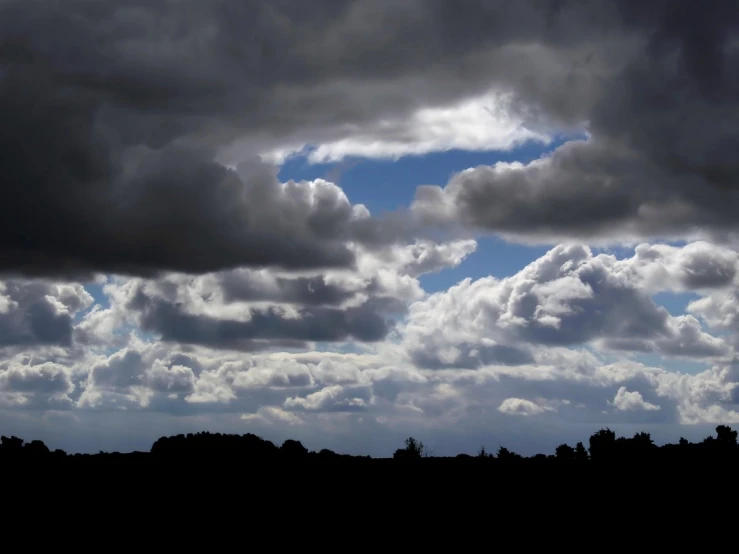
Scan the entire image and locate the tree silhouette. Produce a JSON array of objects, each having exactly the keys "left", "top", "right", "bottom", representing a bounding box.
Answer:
[
  {"left": 588, "top": 428, "right": 616, "bottom": 462},
  {"left": 574, "top": 442, "right": 589, "bottom": 462},
  {"left": 716, "top": 425, "right": 738, "bottom": 446},
  {"left": 2, "top": 424, "right": 739, "bottom": 467},
  {"left": 281, "top": 439, "right": 308, "bottom": 459},
  {"left": 24, "top": 440, "right": 50, "bottom": 456},
  {"left": 555, "top": 443, "right": 575, "bottom": 462},
  {"left": 393, "top": 437, "right": 426, "bottom": 461},
  {"left": 496, "top": 446, "right": 522, "bottom": 462},
  {"left": 1, "top": 435, "right": 23, "bottom": 451}
]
